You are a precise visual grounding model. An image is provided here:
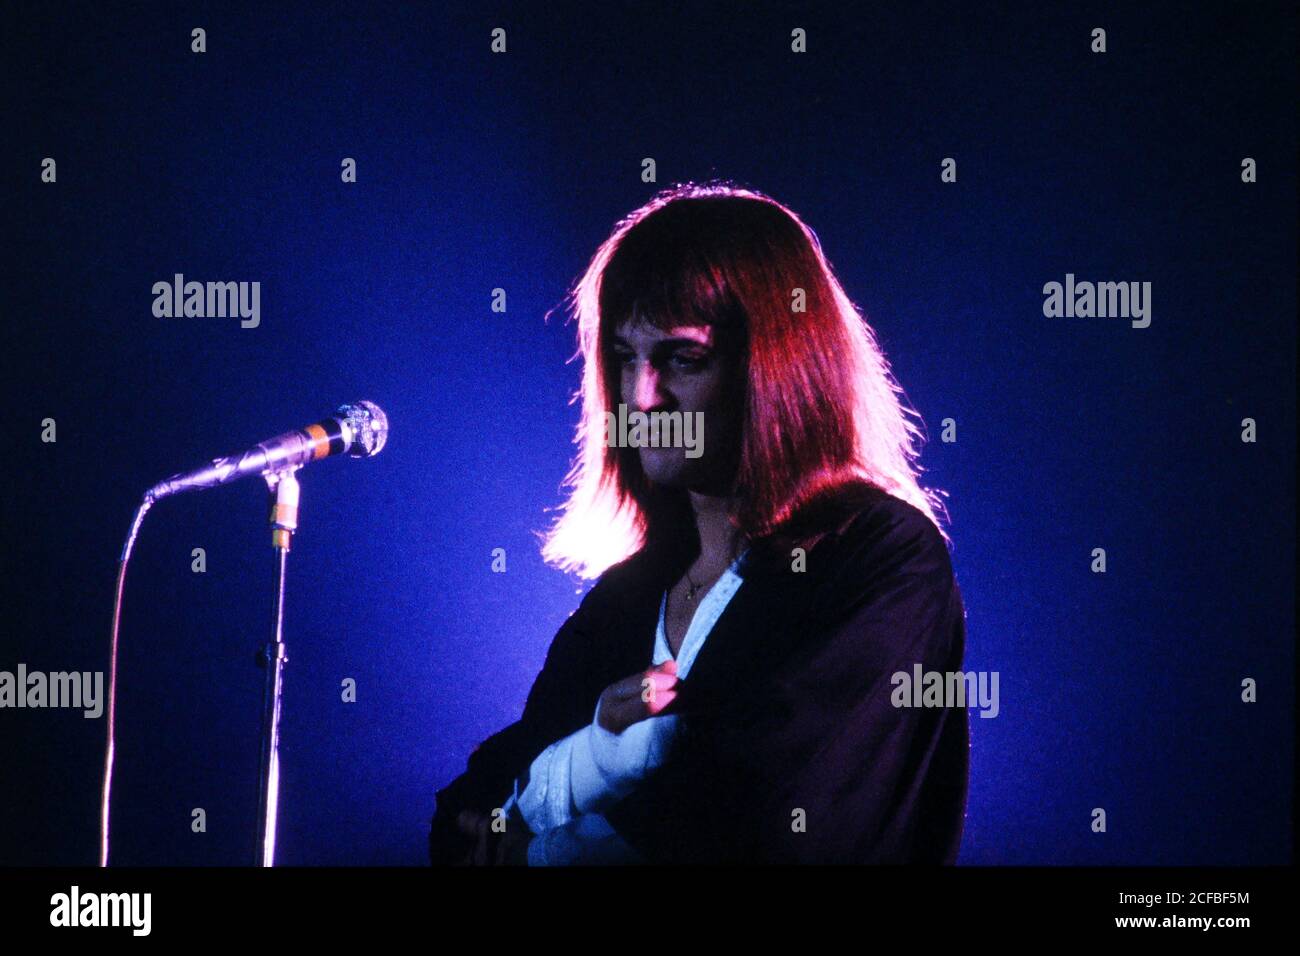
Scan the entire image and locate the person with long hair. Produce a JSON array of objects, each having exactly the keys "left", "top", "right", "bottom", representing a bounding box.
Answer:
[{"left": 429, "top": 181, "right": 969, "bottom": 865}]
